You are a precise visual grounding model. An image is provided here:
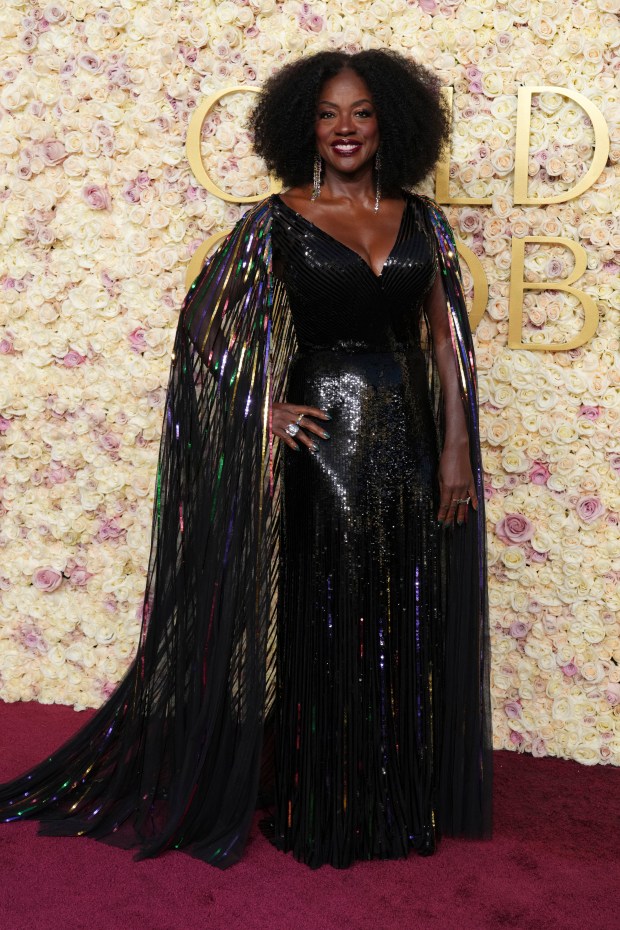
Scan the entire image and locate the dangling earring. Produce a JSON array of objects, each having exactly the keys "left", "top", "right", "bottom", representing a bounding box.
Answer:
[
  {"left": 311, "top": 153, "right": 322, "bottom": 201},
  {"left": 374, "top": 149, "right": 382, "bottom": 214}
]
